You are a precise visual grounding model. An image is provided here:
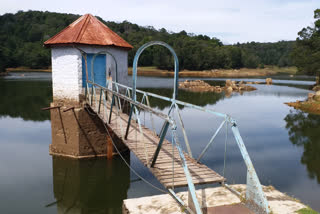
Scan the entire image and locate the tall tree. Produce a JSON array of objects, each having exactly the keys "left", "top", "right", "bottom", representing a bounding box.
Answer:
[{"left": 292, "top": 9, "right": 320, "bottom": 84}]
